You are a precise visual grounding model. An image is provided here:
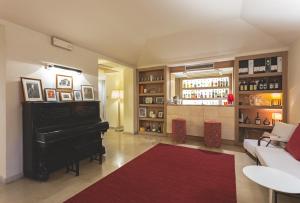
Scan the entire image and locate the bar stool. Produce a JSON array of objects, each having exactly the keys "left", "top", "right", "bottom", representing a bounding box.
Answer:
[
  {"left": 172, "top": 118, "right": 187, "bottom": 143},
  {"left": 204, "top": 121, "right": 222, "bottom": 147}
]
